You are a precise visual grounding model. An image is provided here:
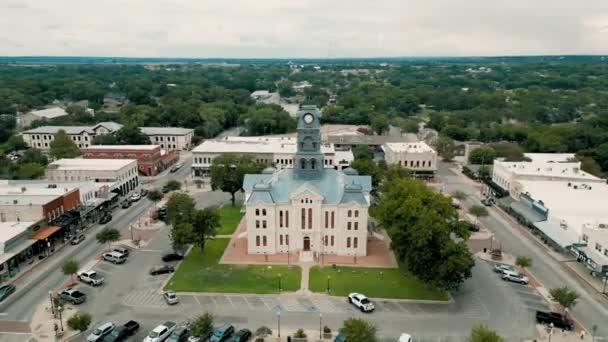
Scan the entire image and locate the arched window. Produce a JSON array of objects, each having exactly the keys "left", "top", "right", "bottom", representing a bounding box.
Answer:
[
  {"left": 348, "top": 210, "right": 352, "bottom": 217},
  {"left": 354, "top": 210, "right": 359, "bottom": 218},
  {"left": 311, "top": 159, "right": 316, "bottom": 170},
  {"left": 256, "top": 236, "right": 260, "bottom": 246},
  {"left": 300, "top": 159, "right": 306, "bottom": 169},
  {"left": 308, "top": 208, "right": 312, "bottom": 229},
  {"left": 347, "top": 237, "right": 351, "bottom": 248},
  {"left": 255, "top": 209, "right": 259, "bottom": 216},
  {"left": 262, "top": 209, "right": 266, "bottom": 216},
  {"left": 354, "top": 237, "right": 358, "bottom": 248},
  {"left": 263, "top": 236, "right": 267, "bottom": 246}
]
